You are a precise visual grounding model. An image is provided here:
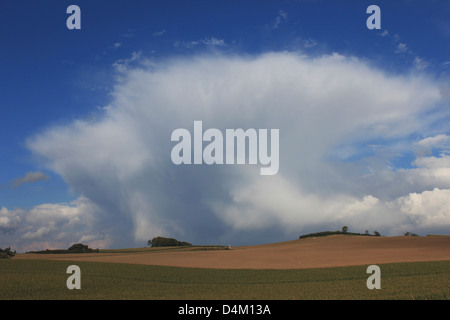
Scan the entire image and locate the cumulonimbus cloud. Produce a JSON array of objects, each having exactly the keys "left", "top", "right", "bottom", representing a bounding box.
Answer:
[{"left": 23, "top": 51, "right": 449, "bottom": 248}]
